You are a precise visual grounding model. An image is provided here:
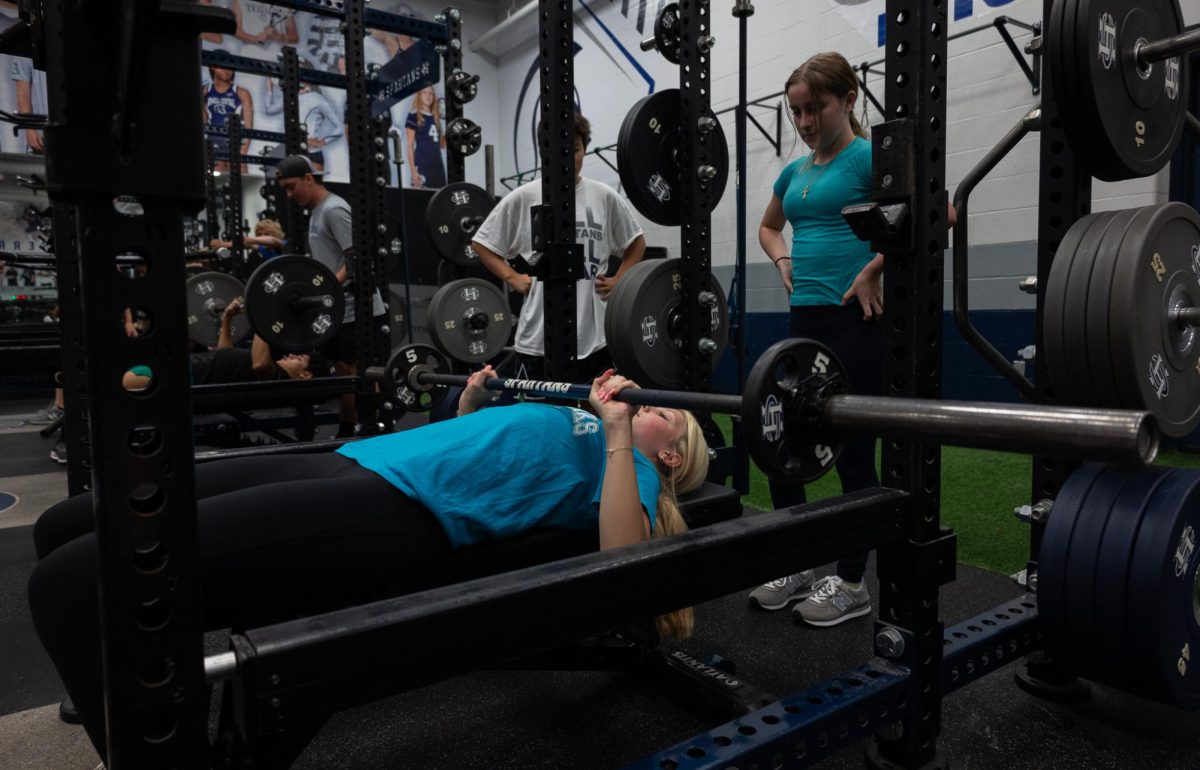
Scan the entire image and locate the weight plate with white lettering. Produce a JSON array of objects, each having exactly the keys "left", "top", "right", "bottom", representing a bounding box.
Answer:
[
  {"left": 427, "top": 278, "right": 512, "bottom": 363},
  {"left": 1108, "top": 202, "right": 1200, "bottom": 437},
  {"left": 1125, "top": 468, "right": 1200, "bottom": 708},
  {"left": 381, "top": 343, "right": 451, "bottom": 413},
  {"left": 604, "top": 258, "right": 728, "bottom": 389},
  {"left": 616, "top": 89, "right": 728, "bottom": 226},
  {"left": 1050, "top": 0, "right": 1188, "bottom": 181},
  {"left": 244, "top": 255, "right": 343, "bottom": 353},
  {"left": 426, "top": 182, "right": 496, "bottom": 267},
  {"left": 741, "top": 338, "right": 846, "bottom": 484},
  {"left": 185, "top": 271, "right": 251, "bottom": 348}
]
